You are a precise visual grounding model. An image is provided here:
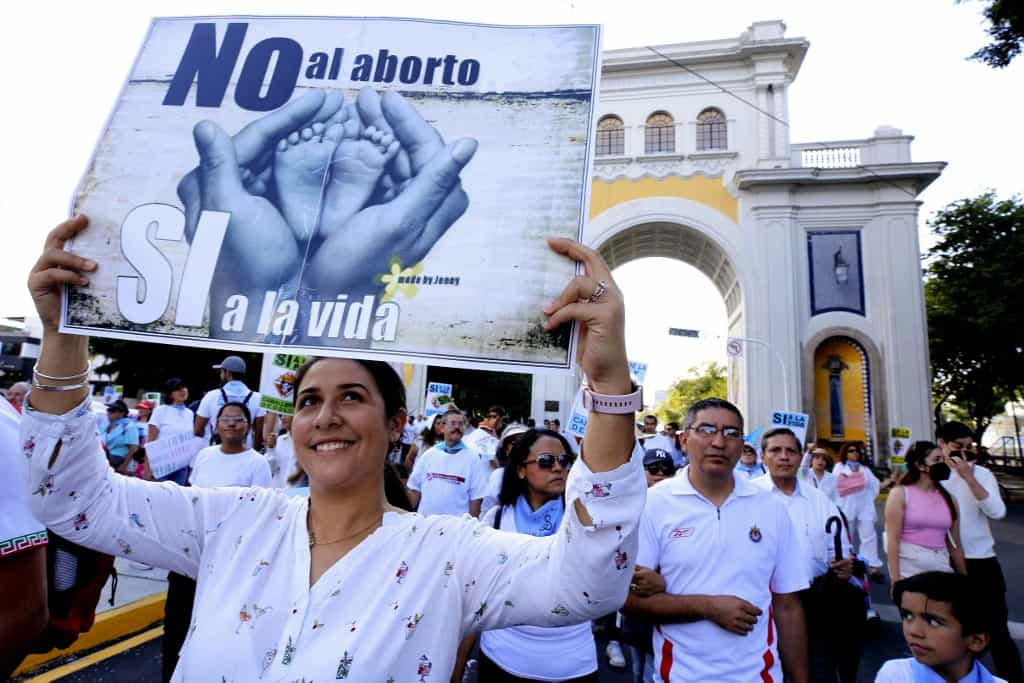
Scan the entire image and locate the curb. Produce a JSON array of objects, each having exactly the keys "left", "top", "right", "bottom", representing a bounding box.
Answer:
[{"left": 14, "top": 591, "right": 166, "bottom": 678}]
